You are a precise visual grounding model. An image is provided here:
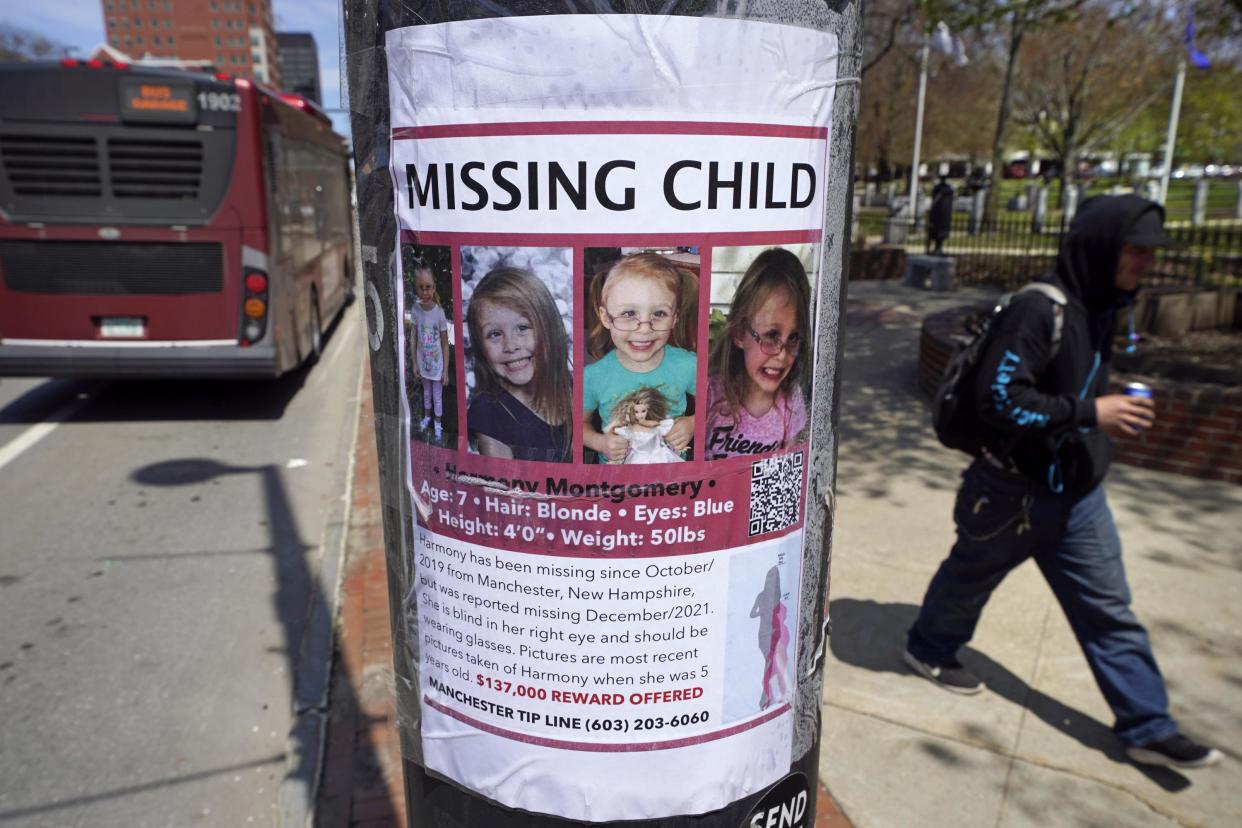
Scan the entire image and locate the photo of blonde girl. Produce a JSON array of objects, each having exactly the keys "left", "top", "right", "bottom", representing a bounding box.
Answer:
[
  {"left": 462, "top": 247, "right": 573, "bottom": 463},
  {"left": 604, "top": 386, "right": 684, "bottom": 465},
  {"left": 706, "top": 247, "right": 814, "bottom": 460},
  {"left": 403, "top": 245, "right": 454, "bottom": 447},
  {"left": 583, "top": 252, "right": 699, "bottom": 464}
]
